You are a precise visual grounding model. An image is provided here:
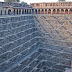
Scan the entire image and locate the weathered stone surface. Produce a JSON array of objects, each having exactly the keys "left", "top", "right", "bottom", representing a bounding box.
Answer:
[{"left": 0, "top": 15, "right": 72, "bottom": 72}]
